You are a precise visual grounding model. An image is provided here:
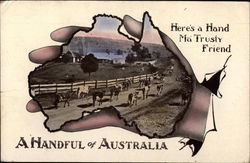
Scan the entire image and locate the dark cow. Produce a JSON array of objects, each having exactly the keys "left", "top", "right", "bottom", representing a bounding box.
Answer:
[
  {"left": 109, "top": 88, "right": 114, "bottom": 102},
  {"left": 56, "top": 91, "right": 74, "bottom": 108},
  {"left": 122, "top": 81, "right": 130, "bottom": 91},
  {"left": 114, "top": 87, "right": 121, "bottom": 100},
  {"left": 127, "top": 93, "right": 133, "bottom": 106},
  {"left": 92, "top": 91, "right": 105, "bottom": 106},
  {"left": 110, "top": 85, "right": 121, "bottom": 101}
]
